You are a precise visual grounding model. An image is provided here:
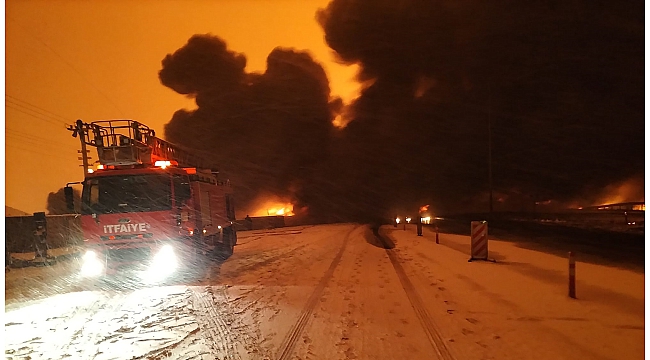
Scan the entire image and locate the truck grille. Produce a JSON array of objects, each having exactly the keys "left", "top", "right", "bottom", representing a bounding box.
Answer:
[
  {"left": 106, "top": 247, "right": 151, "bottom": 263},
  {"left": 100, "top": 233, "right": 153, "bottom": 241}
]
